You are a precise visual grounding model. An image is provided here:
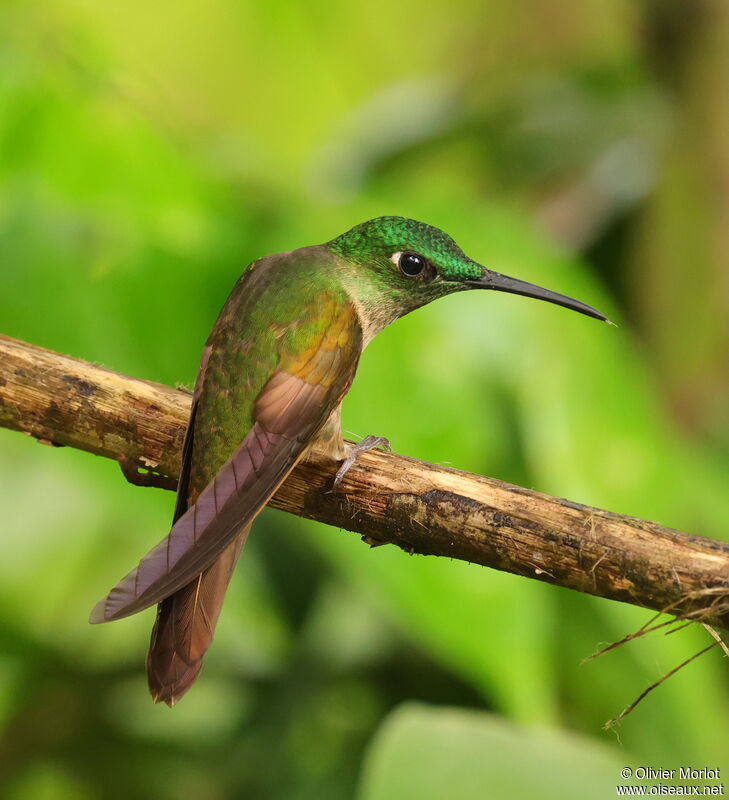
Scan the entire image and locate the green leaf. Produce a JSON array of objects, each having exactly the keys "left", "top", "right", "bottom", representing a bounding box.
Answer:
[{"left": 358, "top": 703, "right": 626, "bottom": 800}]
